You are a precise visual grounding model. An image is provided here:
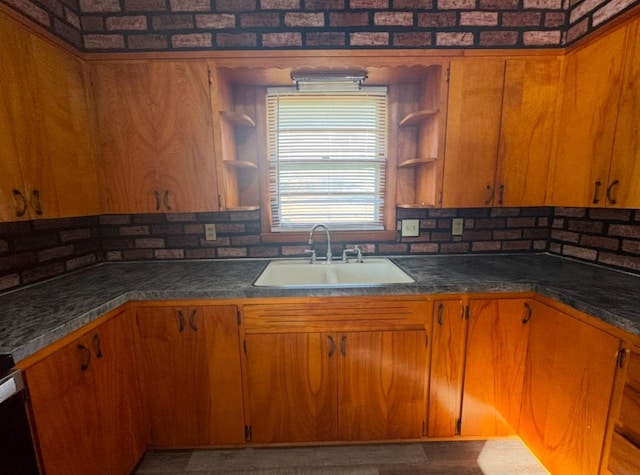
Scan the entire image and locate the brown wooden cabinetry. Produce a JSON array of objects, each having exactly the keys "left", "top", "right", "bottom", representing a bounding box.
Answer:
[
  {"left": 427, "top": 299, "right": 467, "bottom": 437},
  {"left": 25, "top": 312, "right": 145, "bottom": 475},
  {"left": 518, "top": 300, "right": 620, "bottom": 475},
  {"left": 243, "top": 299, "right": 431, "bottom": 443},
  {"left": 461, "top": 299, "right": 531, "bottom": 436},
  {"left": 91, "top": 61, "right": 219, "bottom": 214},
  {"left": 134, "top": 305, "right": 245, "bottom": 447},
  {"left": 0, "top": 13, "right": 100, "bottom": 221},
  {"left": 548, "top": 23, "right": 629, "bottom": 207}
]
